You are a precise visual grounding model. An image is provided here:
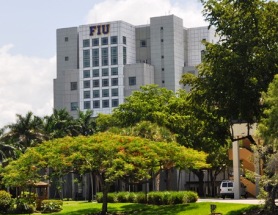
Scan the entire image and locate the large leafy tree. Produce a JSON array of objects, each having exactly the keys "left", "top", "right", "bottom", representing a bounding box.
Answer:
[
  {"left": 100, "top": 85, "right": 229, "bottom": 196},
  {"left": 258, "top": 74, "right": 278, "bottom": 212},
  {"left": 1, "top": 132, "right": 208, "bottom": 215},
  {"left": 187, "top": 0, "right": 278, "bottom": 138}
]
